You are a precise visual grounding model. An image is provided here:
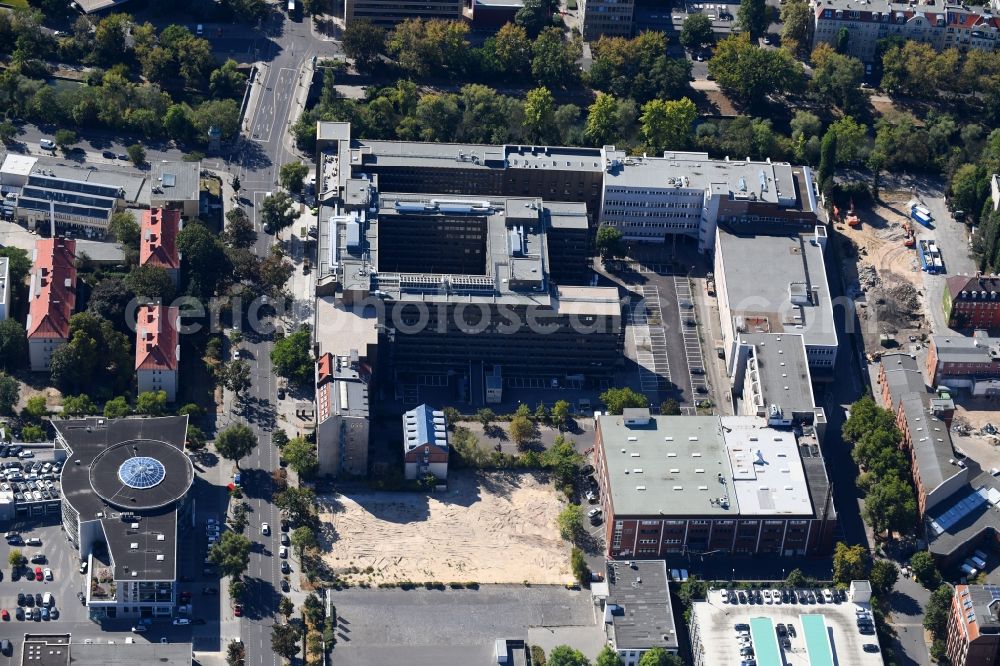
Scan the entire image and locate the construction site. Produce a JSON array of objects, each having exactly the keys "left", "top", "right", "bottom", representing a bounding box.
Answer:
[{"left": 832, "top": 191, "right": 929, "bottom": 353}]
